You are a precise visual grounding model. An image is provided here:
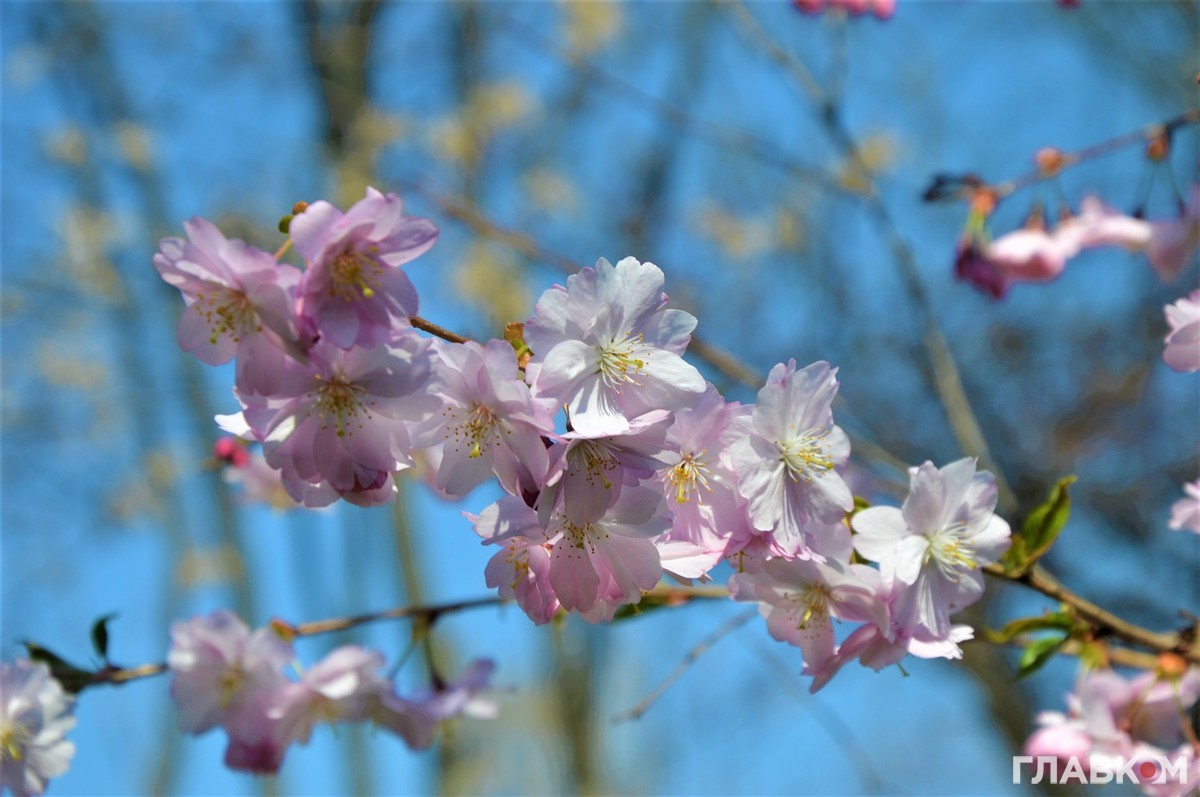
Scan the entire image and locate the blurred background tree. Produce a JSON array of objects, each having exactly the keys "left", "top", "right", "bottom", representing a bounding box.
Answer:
[{"left": 1, "top": 1, "right": 1196, "bottom": 794}]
